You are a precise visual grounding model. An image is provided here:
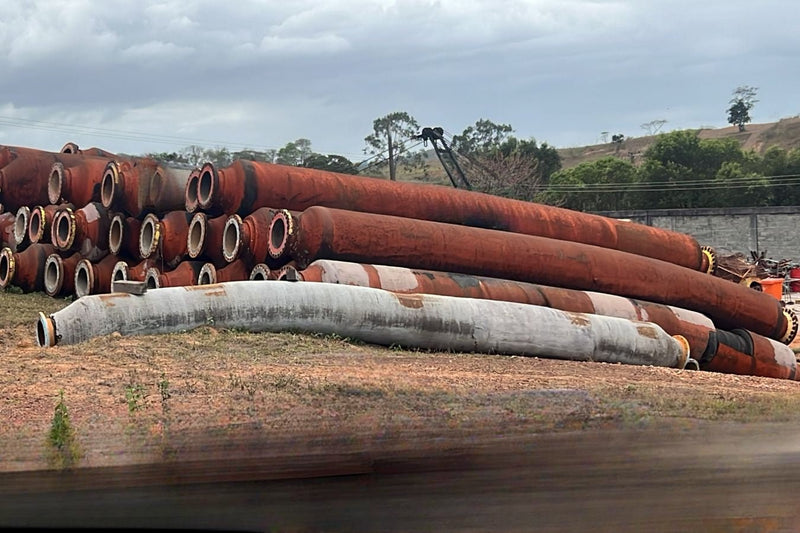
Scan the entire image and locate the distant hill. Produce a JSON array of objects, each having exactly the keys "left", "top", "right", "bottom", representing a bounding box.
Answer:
[{"left": 558, "top": 117, "right": 800, "bottom": 170}]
